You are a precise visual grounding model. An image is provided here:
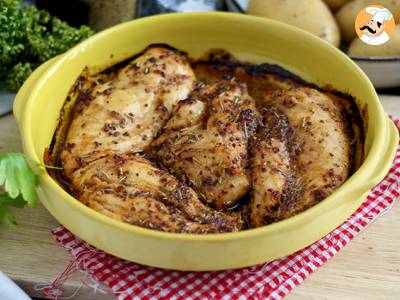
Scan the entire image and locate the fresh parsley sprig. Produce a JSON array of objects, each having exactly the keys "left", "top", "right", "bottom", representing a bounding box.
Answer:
[
  {"left": 0, "top": 0, "right": 94, "bottom": 91},
  {"left": 0, "top": 153, "right": 39, "bottom": 225}
]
